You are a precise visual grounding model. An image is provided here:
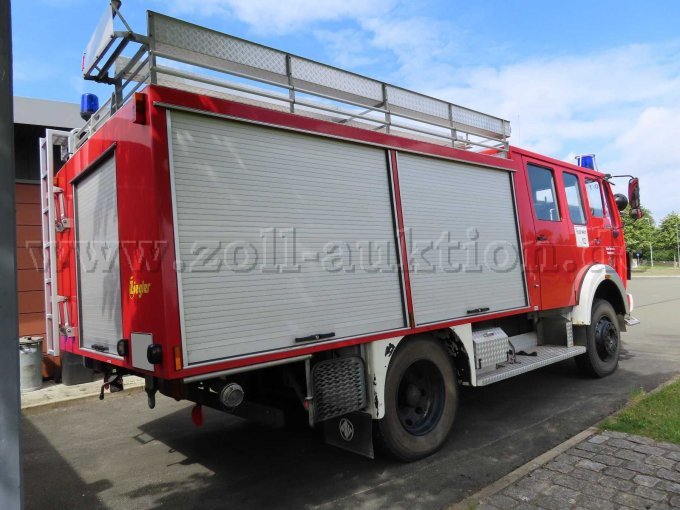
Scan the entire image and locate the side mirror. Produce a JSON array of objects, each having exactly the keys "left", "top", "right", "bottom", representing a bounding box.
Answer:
[
  {"left": 614, "top": 193, "right": 628, "bottom": 211},
  {"left": 628, "top": 177, "right": 640, "bottom": 210}
]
